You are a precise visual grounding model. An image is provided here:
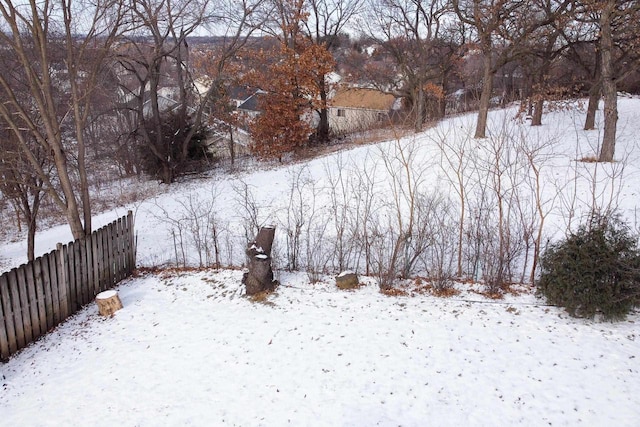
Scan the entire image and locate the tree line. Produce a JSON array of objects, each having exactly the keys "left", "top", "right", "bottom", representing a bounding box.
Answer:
[{"left": 0, "top": 0, "right": 638, "bottom": 261}]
